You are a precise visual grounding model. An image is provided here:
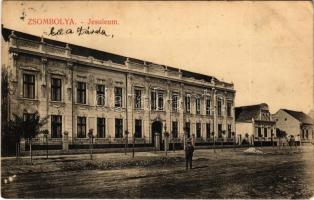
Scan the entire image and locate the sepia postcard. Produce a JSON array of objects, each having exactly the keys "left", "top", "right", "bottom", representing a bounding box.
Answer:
[{"left": 1, "top": 1, "right": 313, "bottom": 199}]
